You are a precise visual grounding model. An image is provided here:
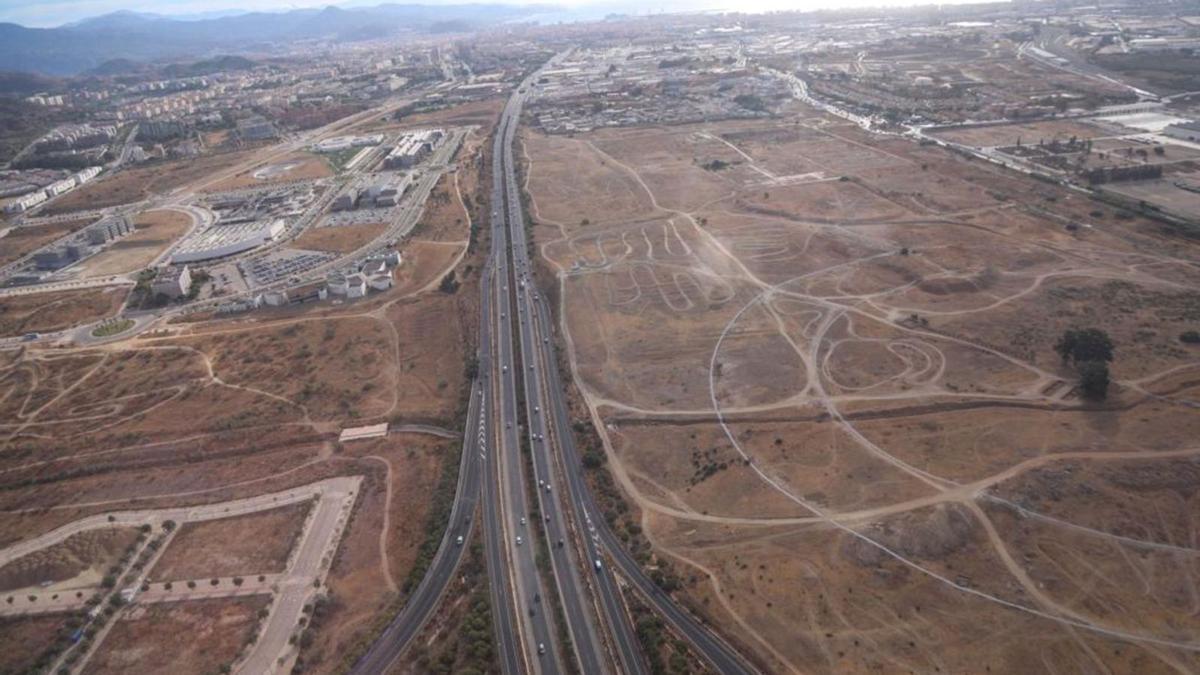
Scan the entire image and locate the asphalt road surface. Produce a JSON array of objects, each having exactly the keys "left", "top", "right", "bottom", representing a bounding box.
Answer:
[
  {"left": 489, "top": 99, "right": 566, "bottom": 675},
  {"left": 349, "top": 64, "right": 757, "bottom": 675},
  {"left": 499, "top": 71, "right": 758, "bottom": 675},
  {"left": 347, "top": 375, "right": 485, "bottom": 673},
  {"left": 494, "top": 75, "right": 627, "bottom": 675}
]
